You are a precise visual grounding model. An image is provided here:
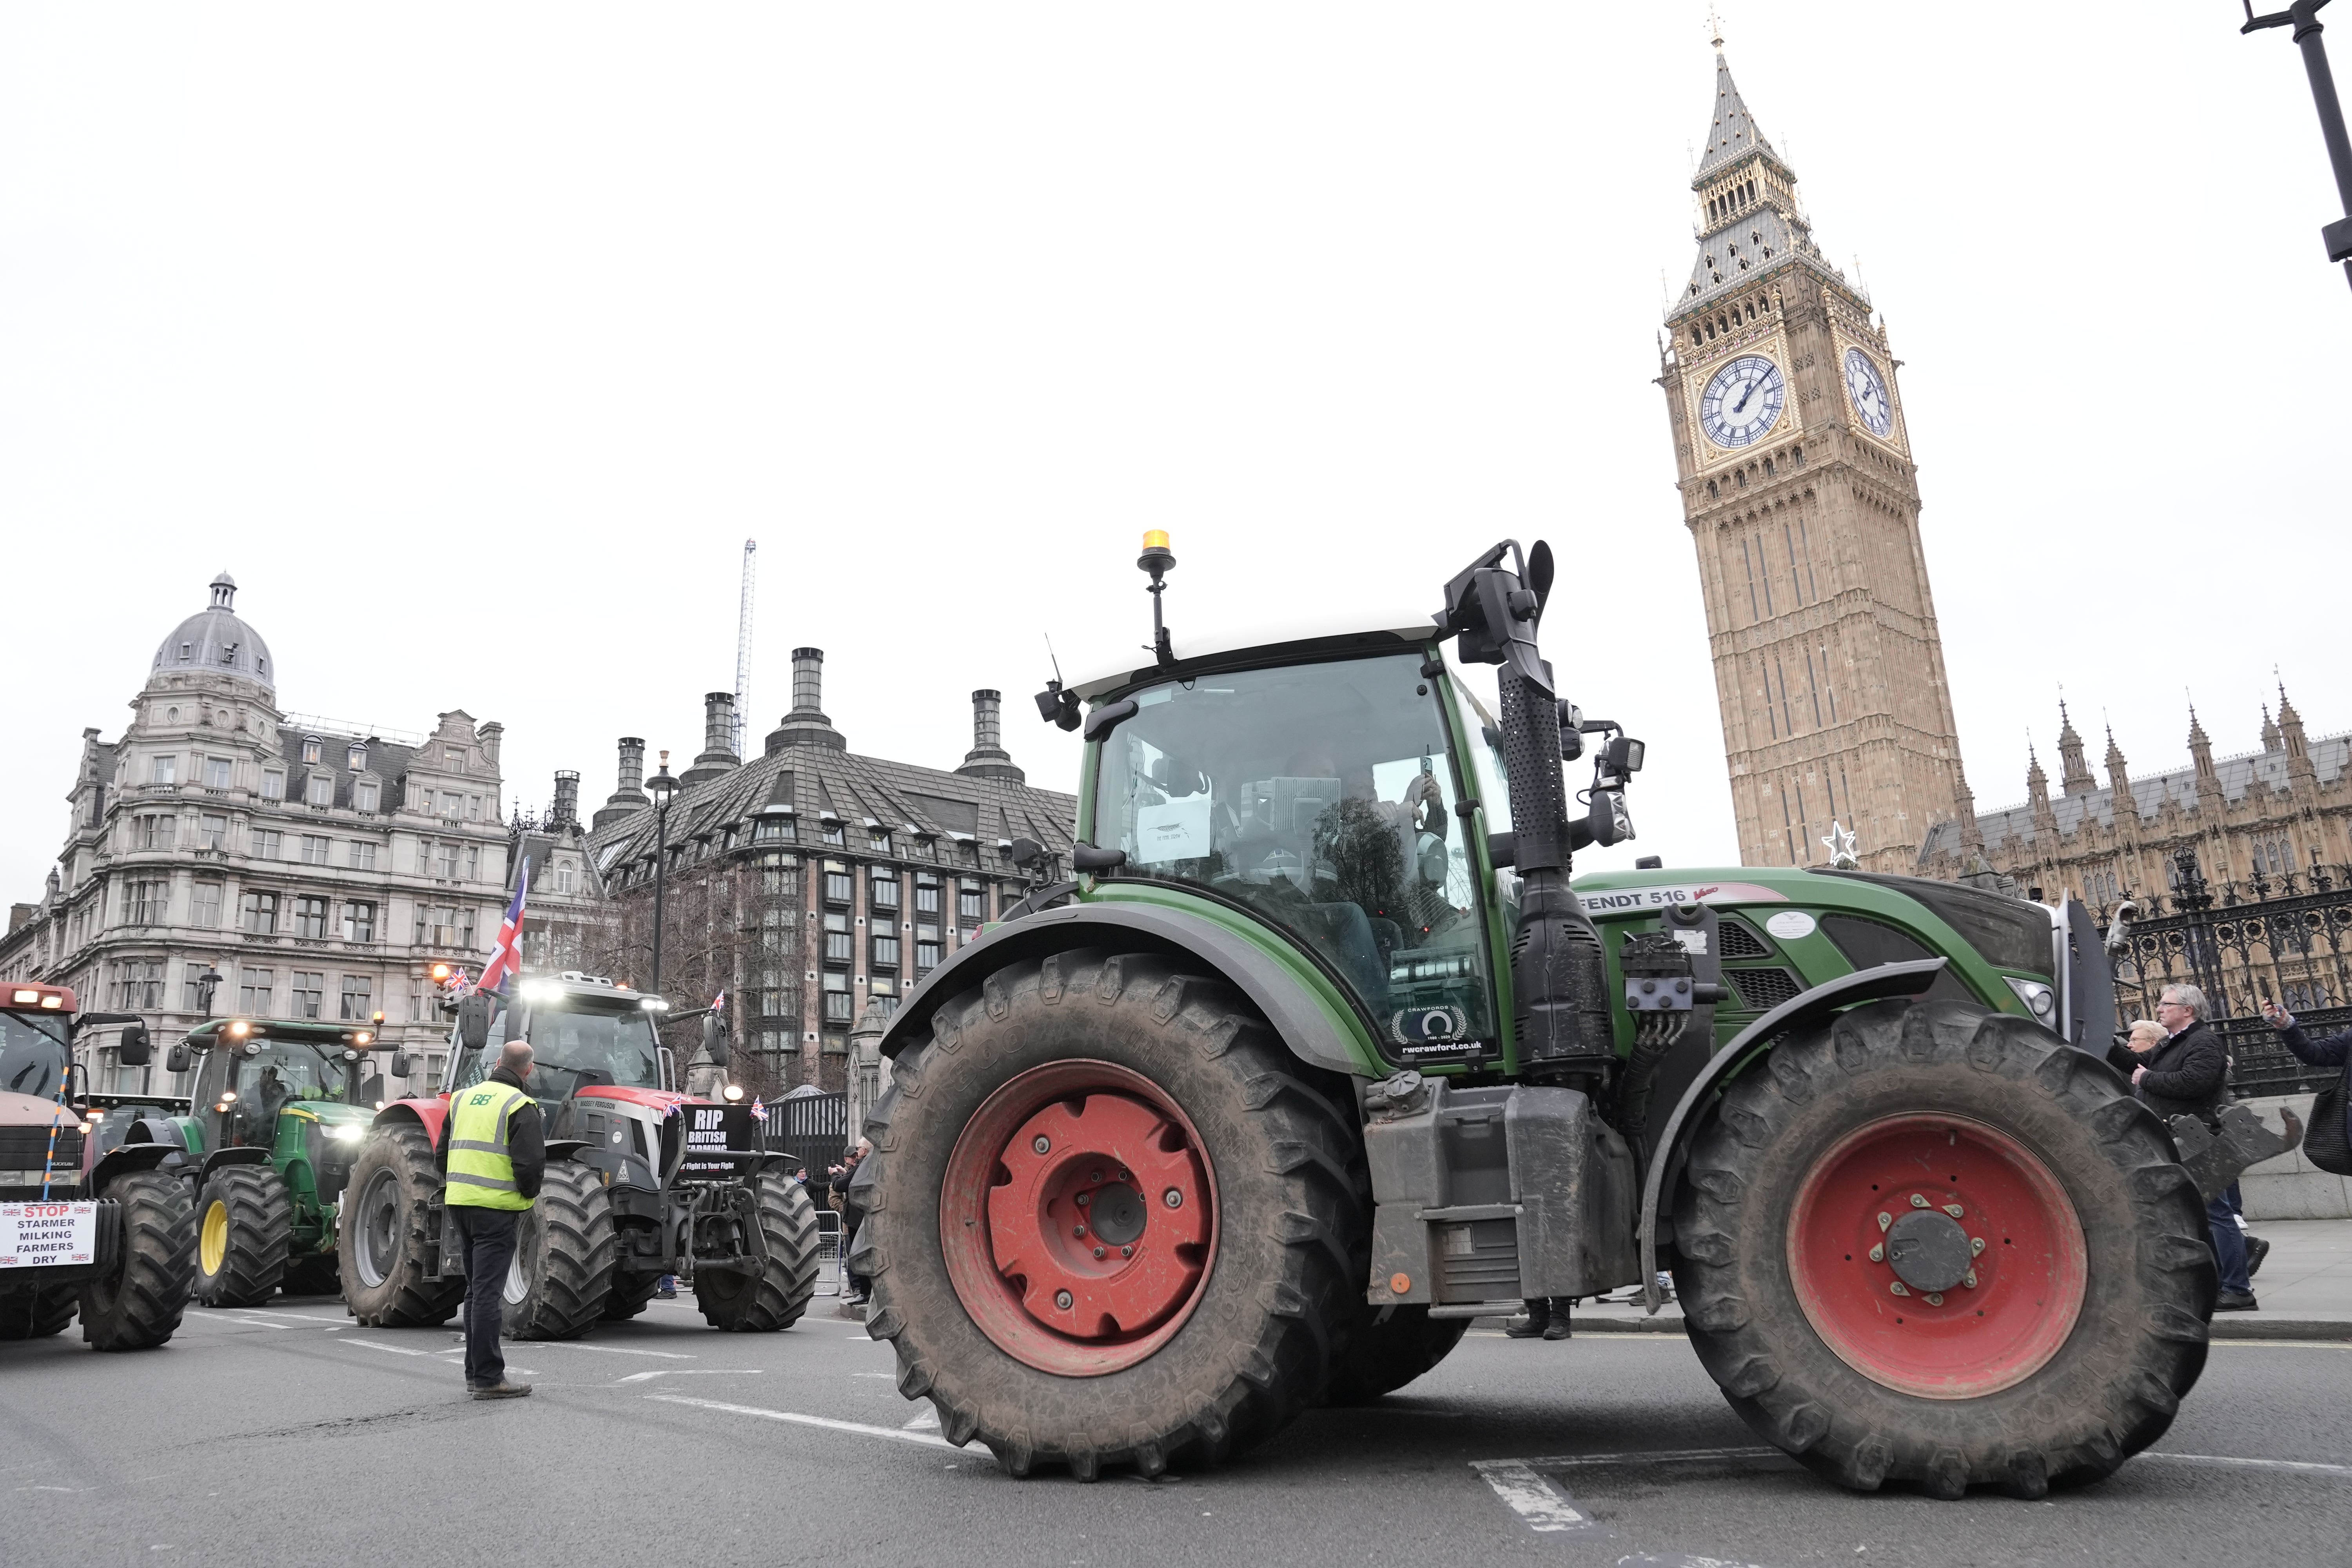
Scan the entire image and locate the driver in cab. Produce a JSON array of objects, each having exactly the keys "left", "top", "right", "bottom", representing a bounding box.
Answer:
[{"left": 434, "top": 1040, "right": 545, "bottom": 1399}]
